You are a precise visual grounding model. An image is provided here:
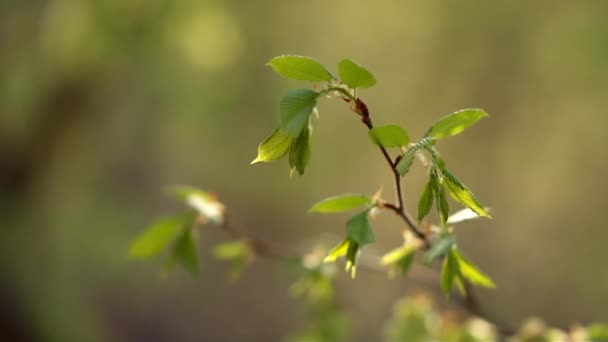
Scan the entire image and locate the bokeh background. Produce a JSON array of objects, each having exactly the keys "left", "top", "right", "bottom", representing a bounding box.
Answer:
[{"left": 1, "top": 1, "right": 608, "bottom": 341}]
